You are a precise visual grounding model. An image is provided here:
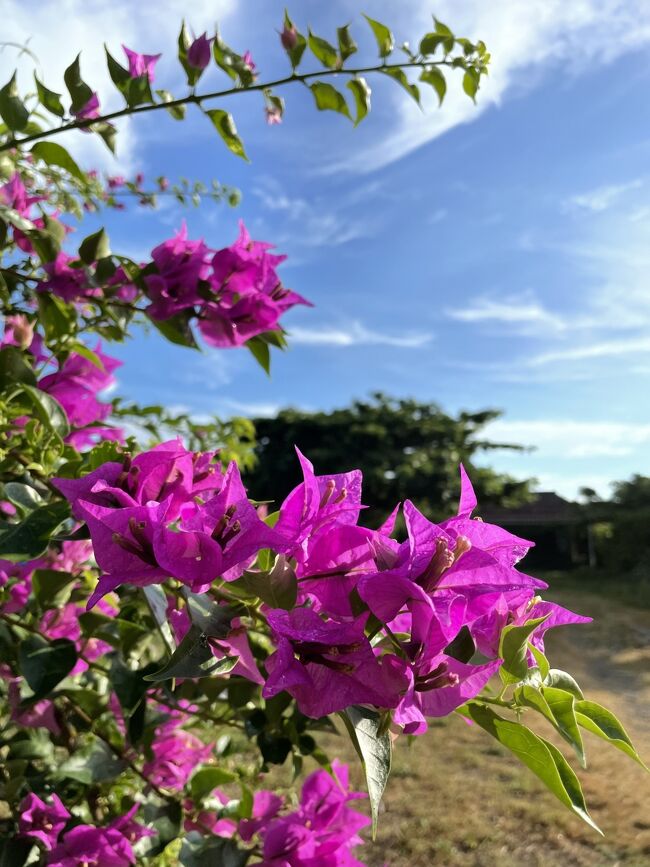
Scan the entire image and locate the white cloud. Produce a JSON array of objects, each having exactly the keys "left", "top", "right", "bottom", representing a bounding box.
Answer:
[
  {"left": 253, "top": 177, "right": 373, "bottom": 249},
  {"left": 528, "top": 336, "right": 650, "bottom": 366},
  {"left": 220, "top": 399, "right": 281, "bottom": 417},
  {"left": 446, "top": 291, "right": 566, "bottom": 333},
  {"left": 563, "top": 179, "right": 643, "bottom": 213},
  {"left": 289, "top": 320, "right": 433, "bottom": 348},
  {"left": 483, "top": 418, "right": 650, "bottom": 459},
  {"left": 335, "top": 0, "right": 650, "bottom": 171}
]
